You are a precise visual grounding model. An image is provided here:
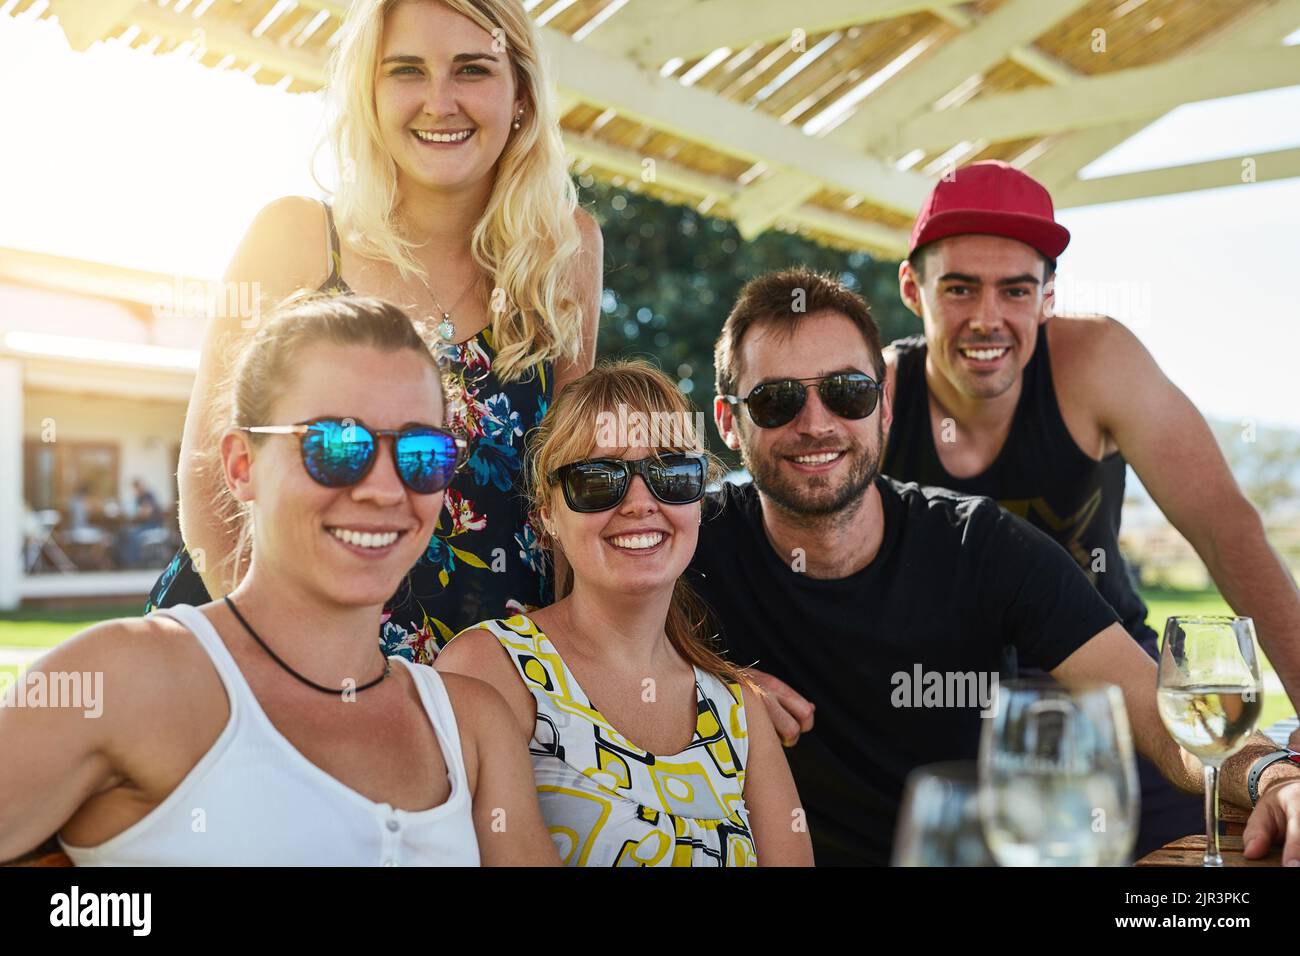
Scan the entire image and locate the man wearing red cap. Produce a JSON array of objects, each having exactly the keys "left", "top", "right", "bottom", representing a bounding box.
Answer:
[{"left": 881, "top": 159, "right": 1300, "bottom": 849}]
